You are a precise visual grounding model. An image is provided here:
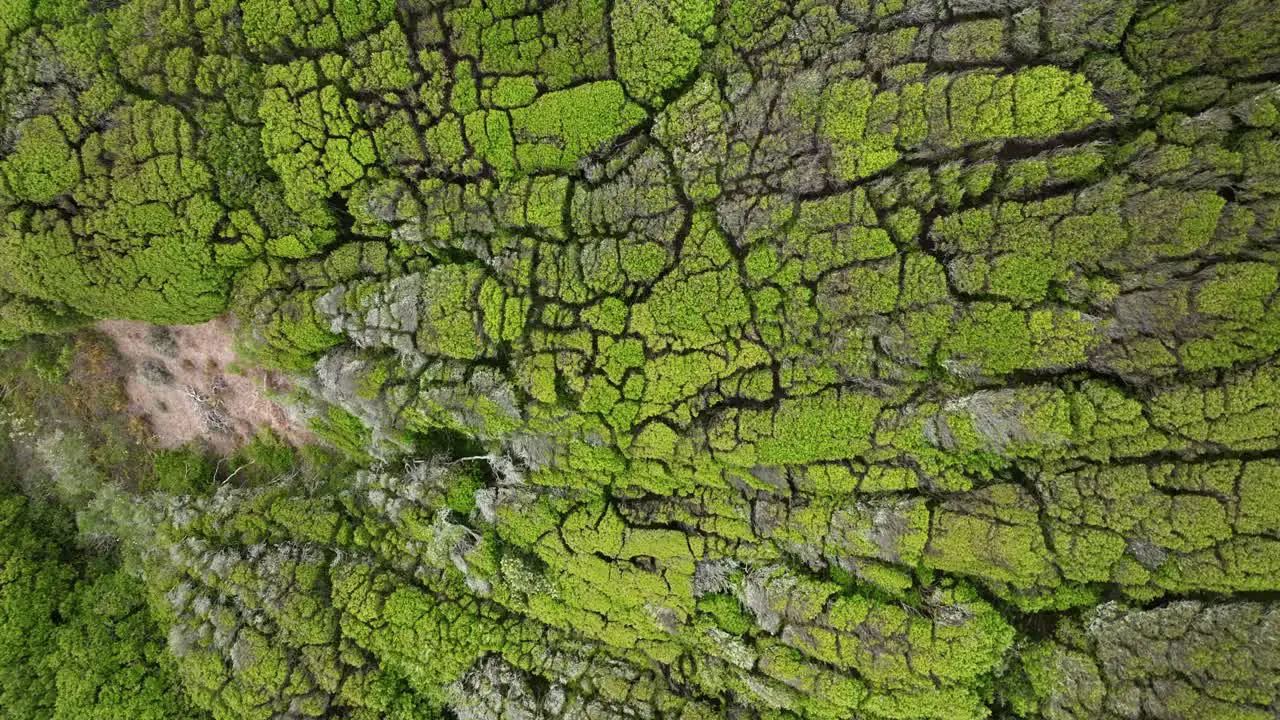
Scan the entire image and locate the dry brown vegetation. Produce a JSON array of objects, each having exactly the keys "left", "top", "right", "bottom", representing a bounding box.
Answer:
[{"left": 97, "top": 317, "right": 314, "bottom": 454}]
